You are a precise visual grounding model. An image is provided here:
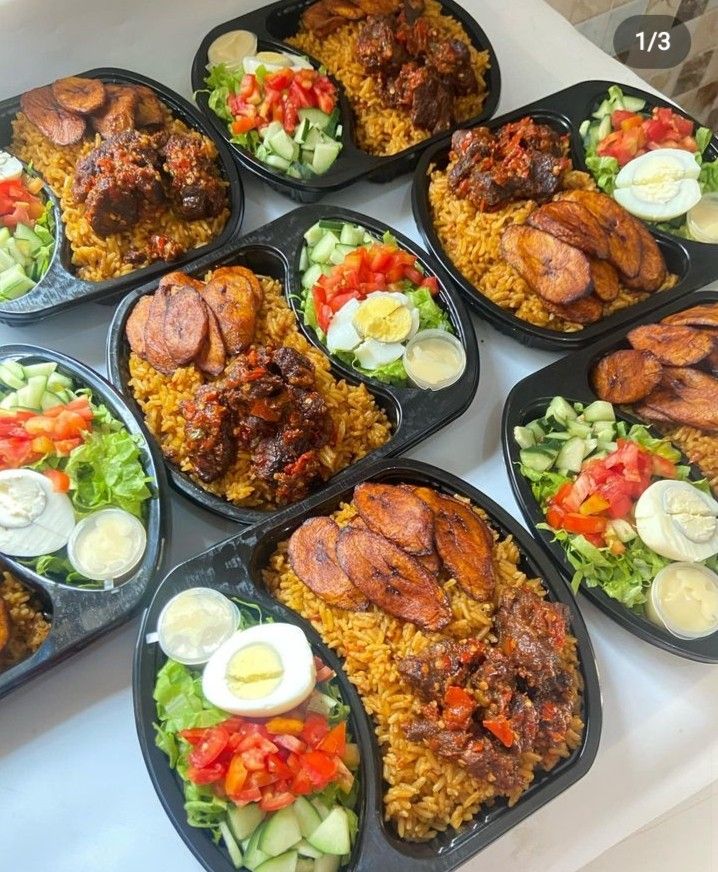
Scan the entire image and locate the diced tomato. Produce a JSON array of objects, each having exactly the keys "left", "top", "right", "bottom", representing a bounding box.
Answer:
[
  {"left": 561, "top": 512, "right": 607, "bottom": 535},
  {"left": 264, "top": 68, "right": 294, "bottom": 91},
  {"left": 233, "top": 785, "right": 262, "bottom": 805},
  {"left": 43, "top": 468, "right": 70, "bottom": 492},
  {"left": 443, "top": 686, "right": 476, "bottom": 730},
  {"left": 317, "top": 721, "right": 346, "bottom": 756},
  {"left": 224, "top": 755, "right": 248, "bottom": 798},
  {"left": 611, "top": 108, "right": 636, "bottom": 128},
  {"left": 187, "top": 762, "right": 226, "bottom": 784},
  {"left": 301, "top": 750, "right": 338, "bottom": 787},
  {"left": 53, "top": 437, "right": 82, "bottom": 455},
  {"left": 52, "top": 410, "right": 88, "bottom": 440},
  {"left": 551, "top": 481, "right": 574, "bottom": 508},
  {"left": 421, "top": 275, "right": 439, "bottom": 294},
  {"left": 236, "top": 731, "right": 277, "bottom": 755},
  {"left": 259, "top": 788, "right": 295, "bottom": 812},
  {"left": 273, "top": 734, "right": 306, "bottom": 754},
  {"left": 266, "top": 717, "right": 304, "bottom": 736},
  {"left": 290, "top": 767, "right": 315, "bottom": 796},
  {"left": 301, "top": 712, "right": 330, "bottom": 747},
  {"left": 30, "top": 435, "right": 54, "bottom": 456},
  {"left": 316, "top": 90, "right": 335, "bottom": 114},
  {"left": 483, "top": 717, "right": 515, "bottom": 748},
  {"left": 0, "top": 437, "right": 35, "bottom": 468},
  {"left": 23, "top": 416, "right": 55, "bottom": 436},
  {"left": 546, "top": 504, "right": 565, "bottom": 529},
  {"left": 327, "top": 290, "right": 360, "bottom": 313},
  {"left": 651, "top": 454, "right": 677, "bottom": 478},
  {"left": 232, "top": 116, "right": 259, "bottom": 135},
  {"left": 283, "top": 94, "right": 299, "bottom": 133},
  {"left": 189, "top": 726, "right": 229, "bottom": 768},
  {"left": 239, "top": 74, "right": 258, "bottom": 99},
  {"left": 318, "top": 303, "right": 333, "bottom": 334},
  {"left": 265, "top": 754, "right": 294, "bottom": 780},
  {"left": 241, "top": 747, "right": 270, "bottom": 771},
  {"left": 289, "top": 79, "right": 313, "bottom": 109}
]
